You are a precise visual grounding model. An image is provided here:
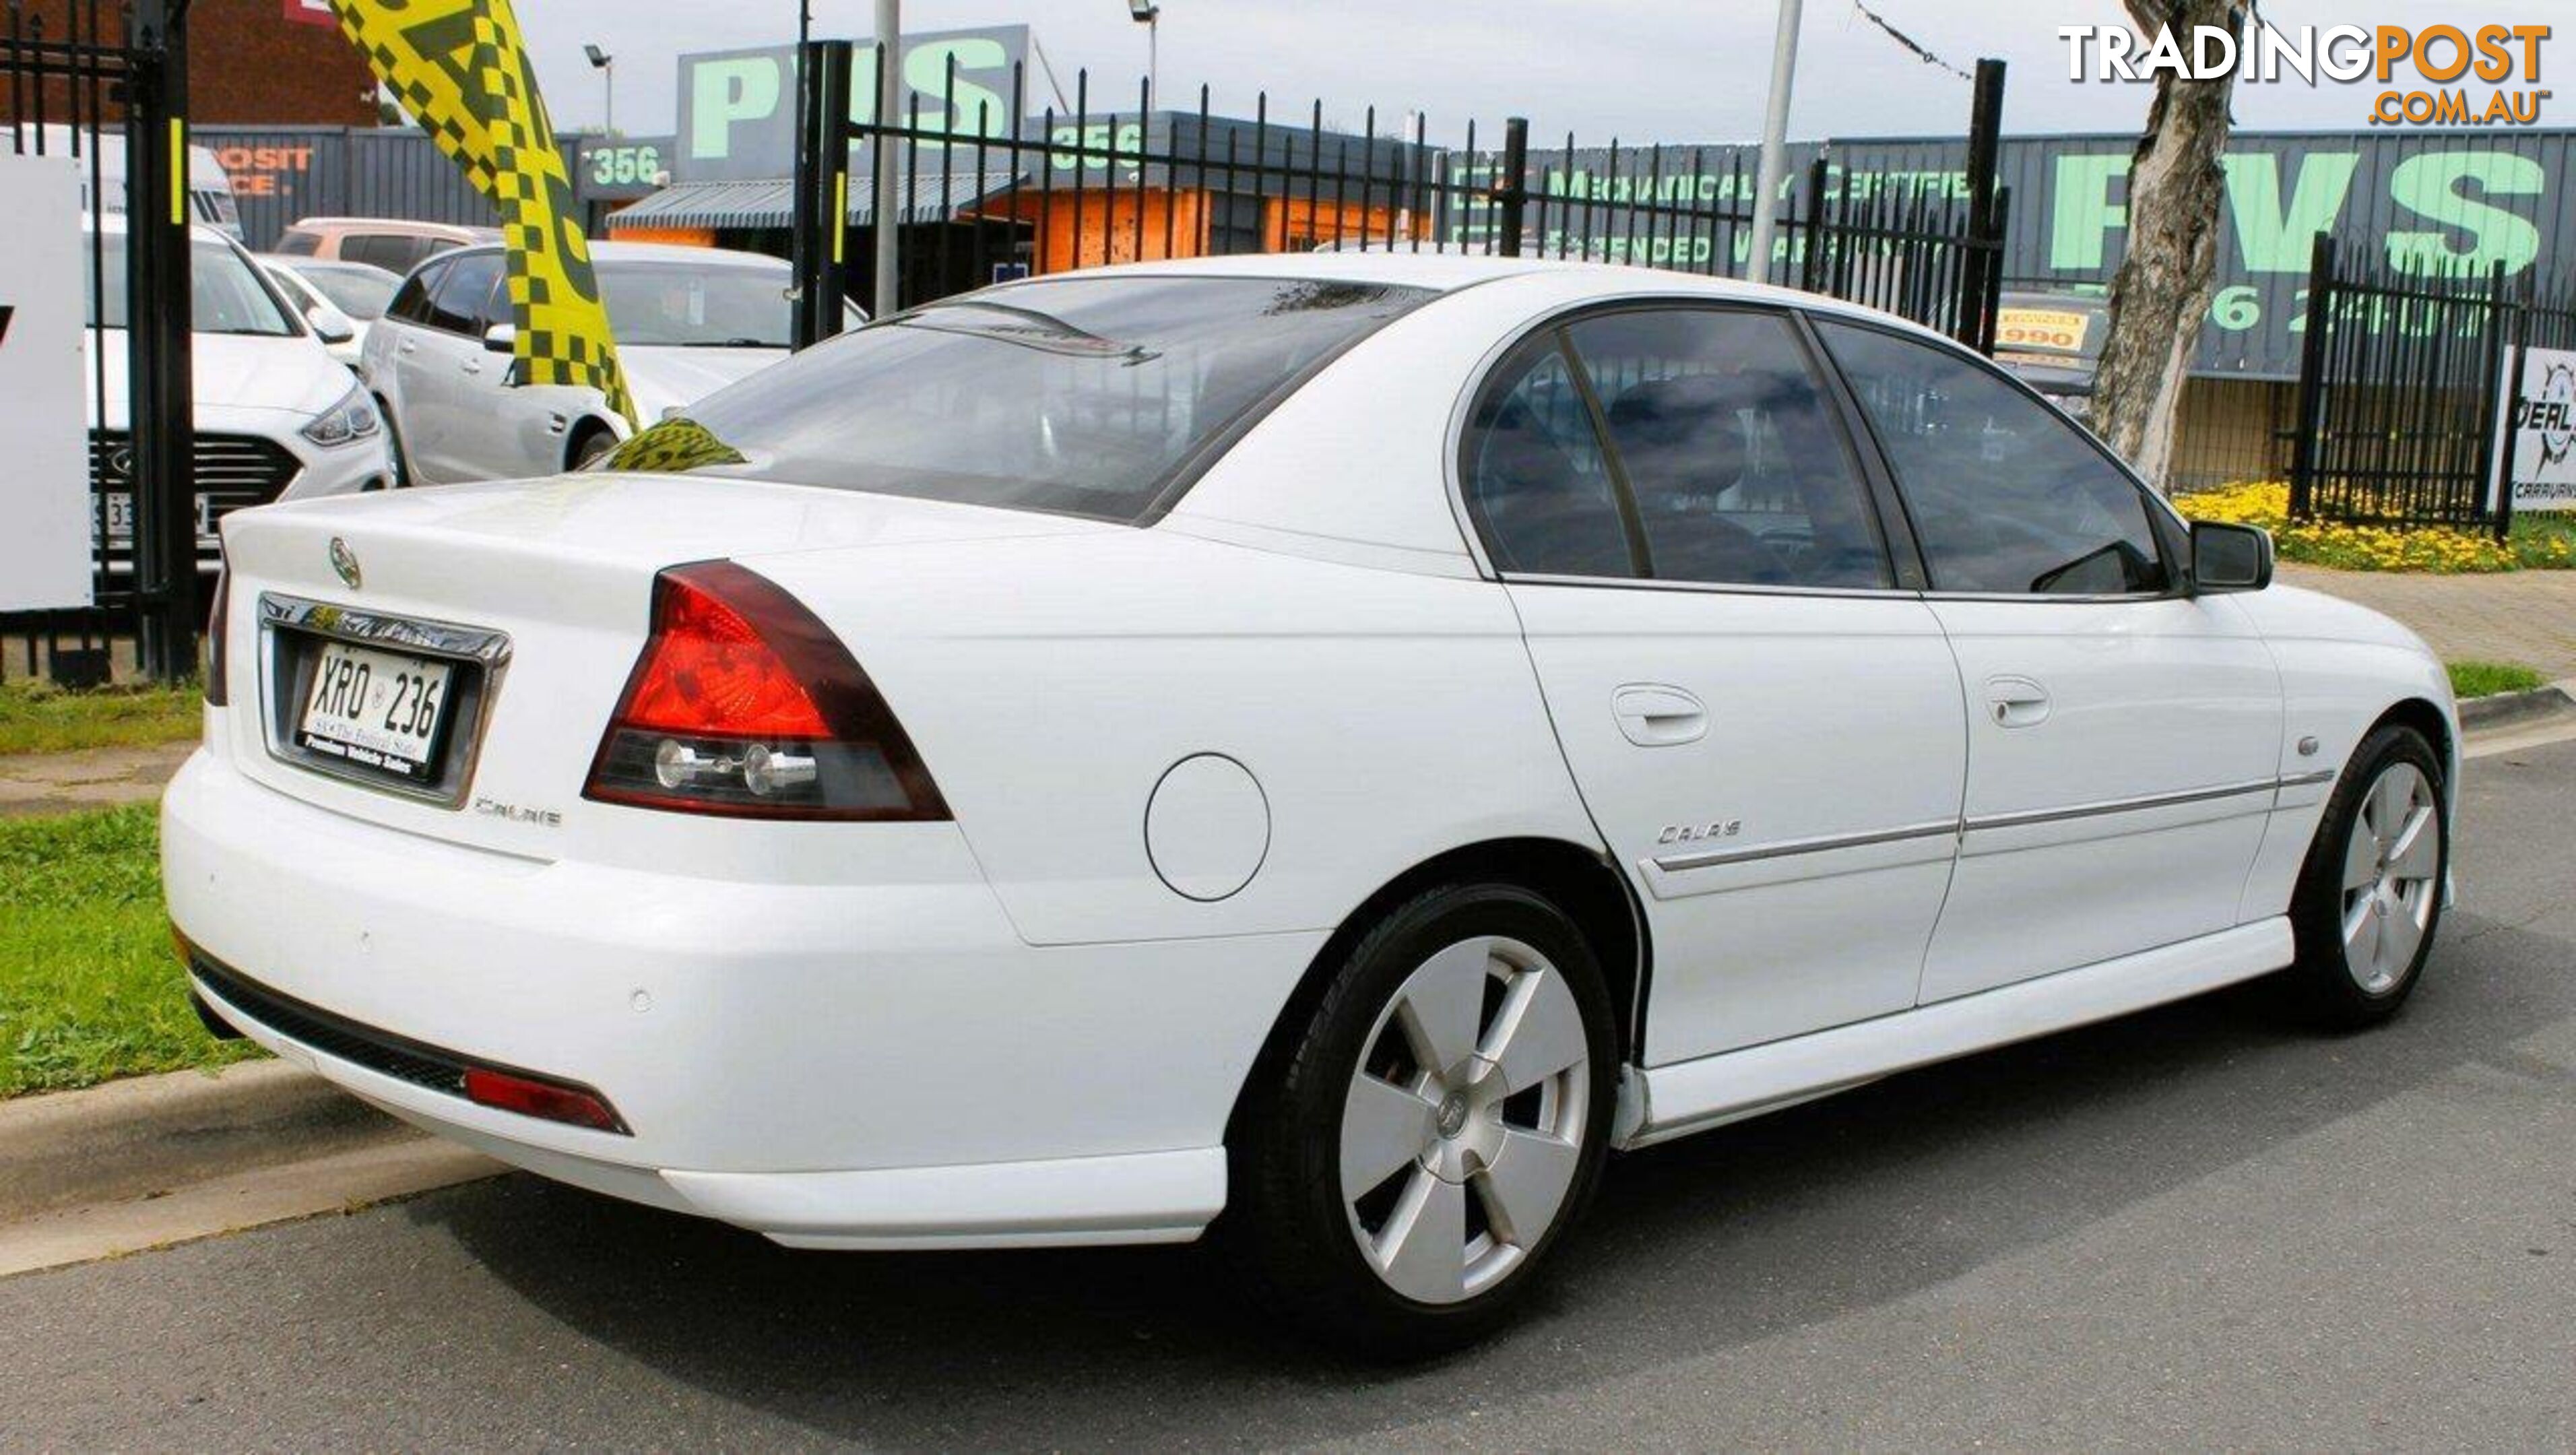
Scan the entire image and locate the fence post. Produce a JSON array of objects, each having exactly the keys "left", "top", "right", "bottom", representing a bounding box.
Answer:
[
  {"left": 1797, "top": 154, "right": 1828, "bottom": 294},
  {"left": 127, "top": 0, "right": 196, "bottom": 683},
  {"left": 1494, "top": 117, "right": 1528, "bottom": 258},
  {"left": 790, "top": 40, "right": 853, "bottom": 349},
  {"left": 1959, "top": 57, "right": 2005, "bottom": 350},
  {"left": 2286, "top": 232, "right": 2336, "bottom": 522},
  {"left": 2490, "top": 262, "right": 2527, "bottom": 542}
]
